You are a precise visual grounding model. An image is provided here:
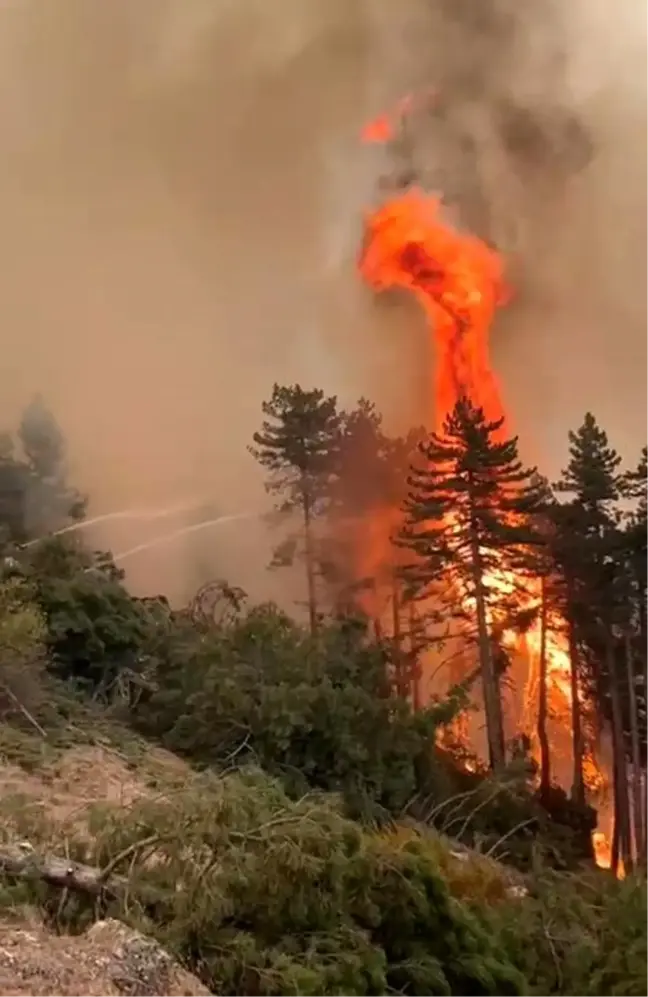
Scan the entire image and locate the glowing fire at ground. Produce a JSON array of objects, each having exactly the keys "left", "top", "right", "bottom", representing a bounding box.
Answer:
[
  {"left": 358, "top": 105, "right": 610, "bottom": 865},
  {"left": 592, "top": 830, "right": 613, "bottom": 871}
]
